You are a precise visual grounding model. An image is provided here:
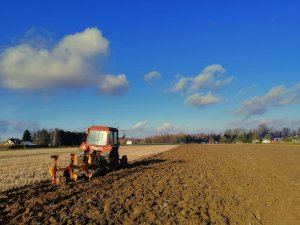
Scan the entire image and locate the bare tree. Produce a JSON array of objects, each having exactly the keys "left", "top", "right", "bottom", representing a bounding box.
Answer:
[
  {"left": 282, "top": 127, "right": 291, "bottom": 138},
  {"left": 257, "top": 124, "right": 269, "bottom": 138}
]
